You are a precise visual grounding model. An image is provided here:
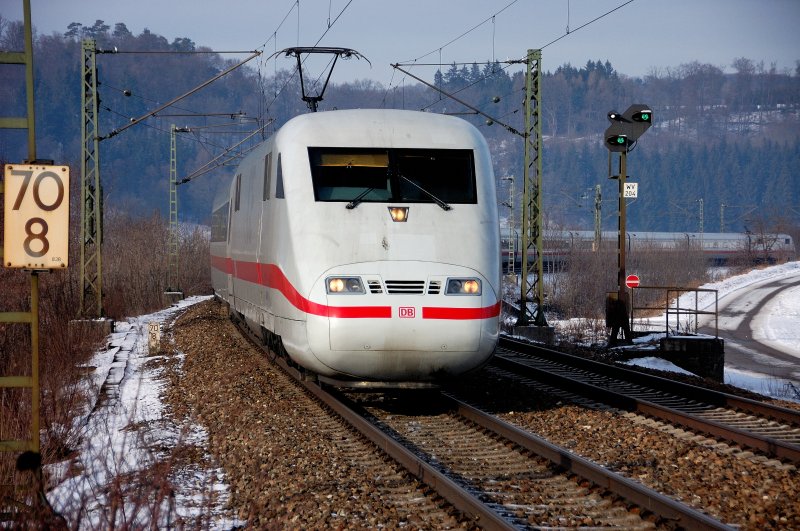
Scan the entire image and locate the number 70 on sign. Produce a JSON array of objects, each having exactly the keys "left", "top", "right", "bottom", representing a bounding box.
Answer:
[{"left": 3, "top": 164, "right": 70, "bottom": 269}]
